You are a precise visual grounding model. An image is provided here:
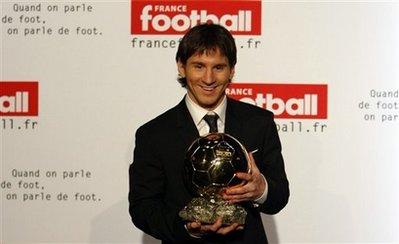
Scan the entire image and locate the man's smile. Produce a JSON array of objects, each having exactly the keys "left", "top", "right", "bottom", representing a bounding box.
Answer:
[{"left": 199, "top": 84, "right": 219, "bottom": 92}]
